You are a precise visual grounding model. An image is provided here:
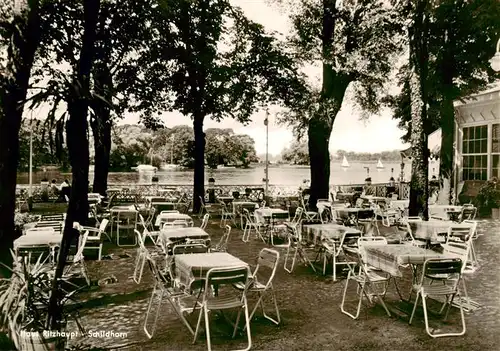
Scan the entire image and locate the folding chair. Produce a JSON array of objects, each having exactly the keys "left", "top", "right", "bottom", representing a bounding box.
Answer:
[
  {"left": 219, "top": 200, "right": 236, "bottom": 228},
  {"left": 198, "top": 196, "right": 212, "bottom": 217},
  {"left": 237, "top": 203, "right": 257, "bottom": 229},
  {"left": 299, "top": 195, "right": 318, "bottom": 220},
  {"left": 287, "top": 207, "right": 303, "bottom": 227},
  {"left": 341, "top": 237, "right": 392, "bottom": 319},
  {"left": 143, "top": 207, "right": 157, "bottom": 229},
  {"left": 402, "top": 218, "right": 427, "bottom": 248},
  {"left": 80, "top": 218, "right": 108, "bottom": 260},
  {"left": 143, "top": 255, "right": 198, "bottom": 339},
  {"left": 317, "top": 204, "right": 333, "bottom": 224},
  {"left": 283, "top": 223, "right": 316, "bottom": 274},
  {"left": 193, "top": 266, "right": 252, "bottom": 351},
  {"left": 133, "top": 229, "right": 148, "bottom": 284},
  {"left": 211, "top": 225, "right": 231, "bottom": 252},
  {"left": 116, "top": 211, "right": 138, "bottom": 247},
  {"left": 241, "top": 208, "right": 266, "bottom": 243},
  {"left": 268, "top": 211, "right": 289, "bottom": 246},
  {"left": 357, "top": 210, "right": 380, "bottom": 236},
  {"left": 139, "top": 213, "right": 161, "bottom": 244},
  {"left": 319, "top": 230, "right": 361, "bottom": 281},
  {"left": 458, "top": 205, "right": 477, "bottom": 222},
  {"left": 446, "top": 222, "right": 478, "bottom": 270},
  {"left": 409, "top": 258, "right": 466, "bottom": 338},
  {"left": 200, "top": 213, "right": 210, "bottom": 230},
  {"left": 63, "top": 223, "right": 91, "bottom": 287},
  {"left": 376, "top": 202, "right": 399, "bottom": 227},
  {"left": 358, "top": 236, "right": 404, "bottom": 298},
  {"left": 233, "top": 248, "right": 281, "bottom": 325}
]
